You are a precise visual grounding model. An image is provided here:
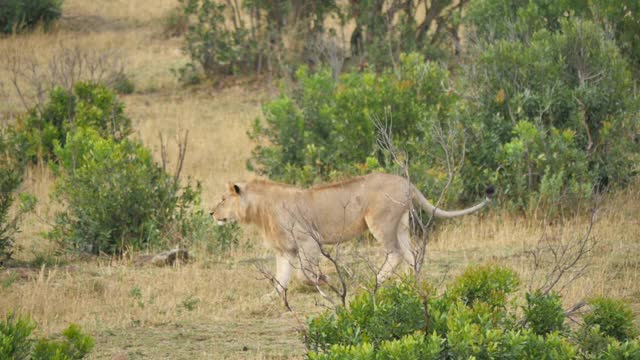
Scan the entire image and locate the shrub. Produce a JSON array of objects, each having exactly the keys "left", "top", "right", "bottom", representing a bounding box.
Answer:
[
  {"left": 112, "top": 73, "right": 135, "bottom": 95},
  {"left": 0, "top": 133, "right": 35, "bottom": 260},
  {"left": 524, "top": 291, "right": 566, "bottom": 335},
  {"left": 465, "top": 0, "right": 640, "bottom": 77},
  {"left": 178, "top": 0, "right": 257, "bottom": 79},
  {"left": 32, "top": 324, "right": 94, "bottom": 360},
  {"left": 10, "top": 82, "right": 132, "bottom": 164},
  {"left": 0, "top": 313, "right": 93, "bottom": 359},
  {"left": 249, "top": 53, "right": 465, "bottom": 205},
  {"left": 0, "top": 313, "right": 35, "bottom": 359},
  {"left": 583, "top": 297, "right": 638, "bottom": 342},
  {"left": 50, "top": 128, "right": 199, "bottom": 255},
  {"left": 0, "top": 0, "right": 62, "bottom": 34},
  {"left": 306, "top": 280, "right": 426, "bottom": 352},
  {"left": 448, "top": 264, "right": 520, "bottom": 309},
  {"left": 460, "top": 19, "right": 639, "bottom": 211},
  {"left": 307, "top": 264, "right": 640, "bottom": 359}
]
